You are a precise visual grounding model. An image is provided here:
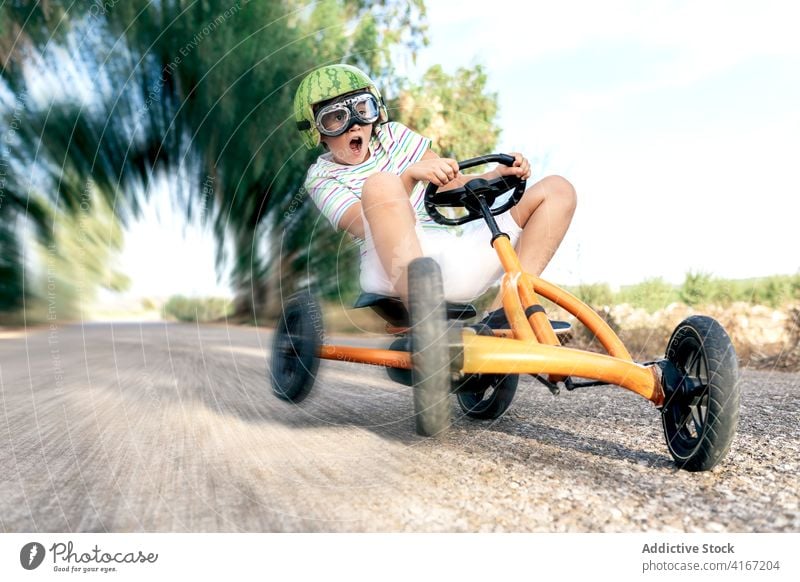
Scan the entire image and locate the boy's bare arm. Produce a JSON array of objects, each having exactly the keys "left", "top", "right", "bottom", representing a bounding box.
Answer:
[{"left": 338, "top": 204, "right": 366, "bottom": 239}]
